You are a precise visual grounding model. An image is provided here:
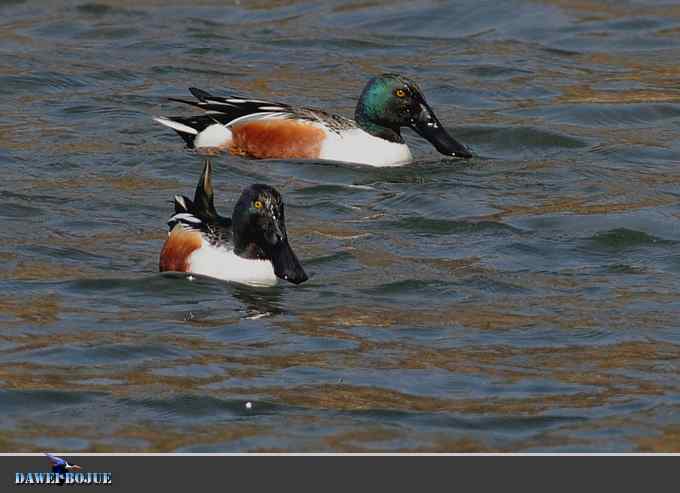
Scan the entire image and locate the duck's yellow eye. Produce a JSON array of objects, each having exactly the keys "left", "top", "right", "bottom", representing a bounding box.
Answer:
[
  {"left": 395, "top": 88, "right": 406, "bottom": 98},
  {"left": 254, "top": 200, "right": 263, "bottom": 209}
]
